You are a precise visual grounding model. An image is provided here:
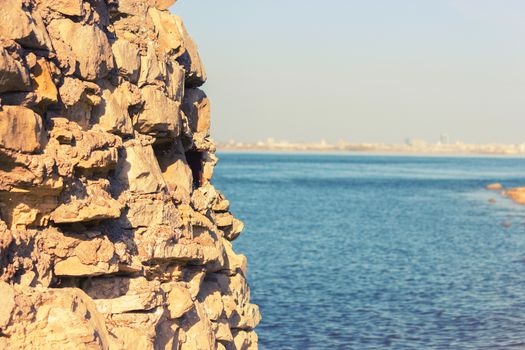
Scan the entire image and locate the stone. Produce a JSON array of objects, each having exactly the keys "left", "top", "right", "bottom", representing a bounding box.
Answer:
[
  {"left": 155, "top": 140, "right": 193, "bottom": 202},
  {"left": 212, "top": 193, "right": 230, "bottom": 212},
  {"left": 134, "top": 86, "right": 181, "bottom": 137},
  {"left": 176, "top": 302, "right": 216, "bottom": 350},
  {"left": 38, "top": 0, "right": 84, "bottom": 17},
  {"left": 165, "top": 60, "right": 185, "bottom": 102},
  {"left": 0, "top": 281, "right": 15, "bottom": 328},
  {"left": 148, "top": 8, "right": 184, "bottom": 55},
  {"left": 223, "top": 218, "right": 245, "bottom": 241},
  {"left": 215, "top": 213, "right": 234, "bottom": 228},
  {"left": 0, "top": 286, "right": 111, "bottom": 349},
  {"left": 138, "top": 42, "right": 163, "bottom": 87},
  {"left": 116, "top": 141, "right": 167, "bottom": 194},
  {"left": 182, "top": 88, "right": 211, "bottom": 137},
  {"left": 166, "top": 283, "right": 193, "bottom": 319},
  {"left": 0, "top": 46, "right": 31, "bottom": 93},
  {"left": 123, "top": 194, "right": 180, "bottom": 229},
  {"left": 504, "top": 187, "right": 525, "bottom": 205},
  {"left": 116, "top": 0, "right": 154, "bottom": 16},
  {"left": 232, "top": 329, "right": 258, "bottom": 350},
  {"left": 112, "top": 39, "right": 141, "bottom": 83},
  {"left": 213, "top": 319, "right": 233, "bottom": 343},
  {"left": 57, "top": 77, "right": 102, "bottom": 128},
  {"left": 486, "top": 183, "right": 503, "bottom": 191},
  {"left": 212, "top": 273, "right": 261, "bottom": 330},
  {"left": 0, "top": 0, "right": 53, "bottom": 50},
  {"left": 50, "top": 179, "right": 122, "bottom": 224},
  {"left": 198, "top": 280, "right": 223, "bottom": 321},
  {"left": 174, "top": 15, "right": 207, "bottom": 87},
  {"left": 30, "top": 57, "right": 58, "bottom": 105},
  {"left": 221, "top": 238, "right": 247, "bottom": 275},
  {"left": 155, "top": 0, "right": 177, "bottom": 10},
  {"left": 0, "top": 106, "right": 45, "bottom": 153},
  {"left": 91, "top": 80, "right": 137, "bottom": 136},
  {"left": 54, "top": 255, "right": 119, "bottom": 276},
  {"left": 48, "top": 19, "right": 114, "bottom": 81},
  {"left": 83, "top": 277, "right": 163, "bottom": 314}
]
